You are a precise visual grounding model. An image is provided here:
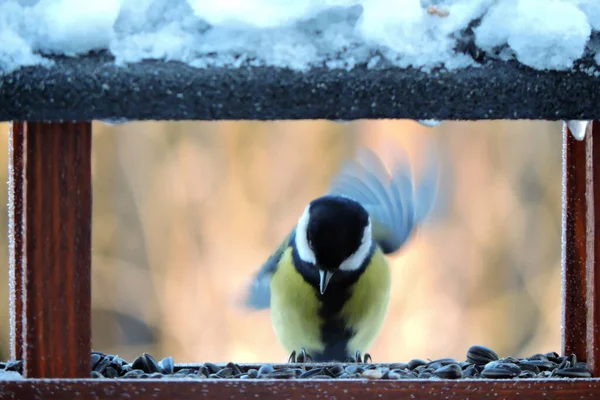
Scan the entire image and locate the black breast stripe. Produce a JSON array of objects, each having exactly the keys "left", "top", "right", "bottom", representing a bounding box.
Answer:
[{"left": 291, "top": 243, "right": 375, "bottom": 361}]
